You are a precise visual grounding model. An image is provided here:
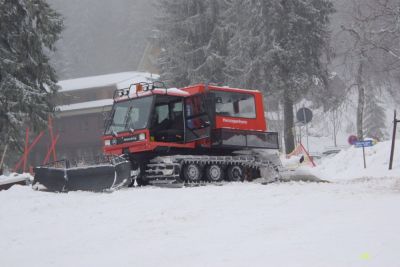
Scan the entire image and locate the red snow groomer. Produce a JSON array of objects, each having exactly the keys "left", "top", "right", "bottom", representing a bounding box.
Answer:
[
  {"left": 33, "top": 82, "right": 281, "bottom": 192},
  {"left": 103, "top": 82, "right": 281, "bottom": 186}
]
